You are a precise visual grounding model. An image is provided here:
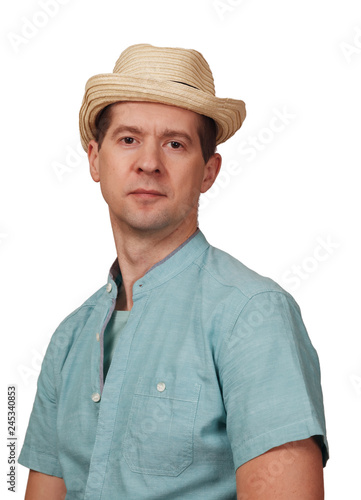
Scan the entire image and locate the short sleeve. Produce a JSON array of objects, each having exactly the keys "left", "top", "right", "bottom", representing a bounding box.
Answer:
[
  {"left": 18, "top": 337, "right": 63, "bottom": 477},
  {"left": 219, "top": 291, "right": 329, "bottom": 470}
]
